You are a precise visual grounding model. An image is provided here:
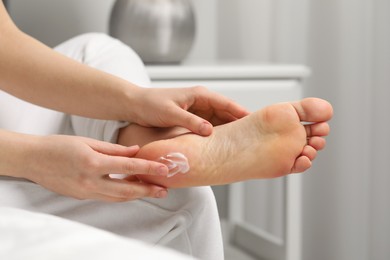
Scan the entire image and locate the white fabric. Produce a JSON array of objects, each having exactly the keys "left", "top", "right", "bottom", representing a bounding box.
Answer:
[
  {"left": 0, "top": 33, "right": 223, "bottom": 259},
  {"left": 0, "top": 207, "right": 194, "bottom": 260},
  {"left": 0, "top": 91, "right": 71, "bottom": 135}
]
